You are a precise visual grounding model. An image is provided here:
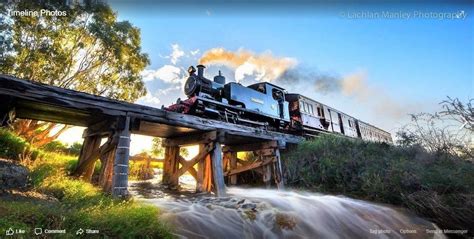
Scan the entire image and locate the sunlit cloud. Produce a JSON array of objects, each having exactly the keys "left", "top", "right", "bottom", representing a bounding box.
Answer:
[{"left": 199, "top": 48, "right": 297, "bottom": 82}]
